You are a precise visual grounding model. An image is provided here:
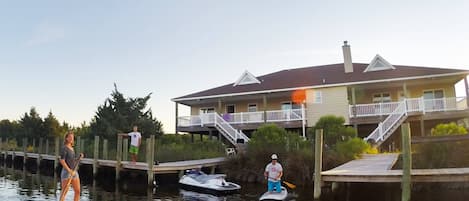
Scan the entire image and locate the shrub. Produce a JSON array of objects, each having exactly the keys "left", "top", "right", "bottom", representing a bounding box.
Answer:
[
  {"left": 335, "top": 137, "right": 374, "bottom": 160},
  {"left": 431, "top": 122, "right": 468, "bottom": 136},
  {"left": 309, "top": 115, "right": 357, "bottom": 146}
]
